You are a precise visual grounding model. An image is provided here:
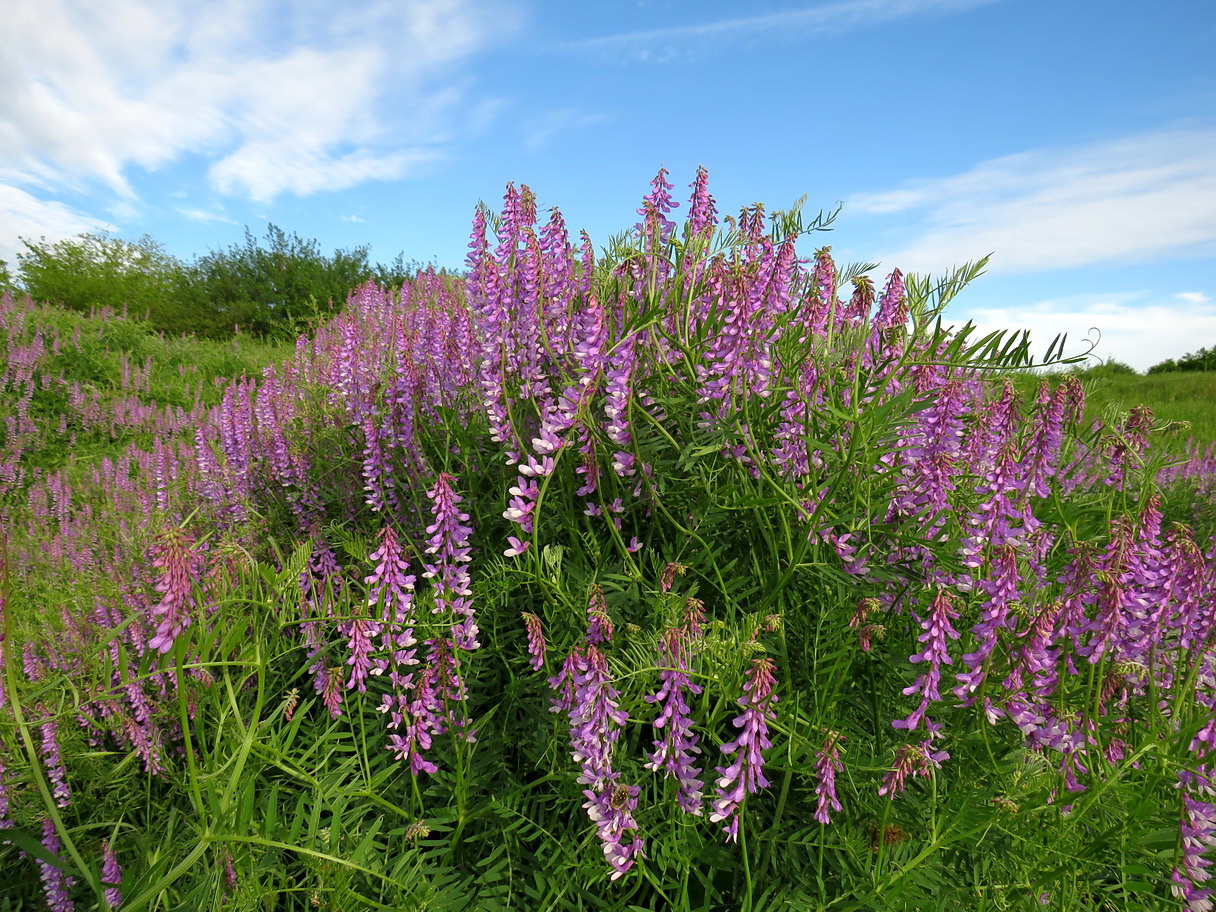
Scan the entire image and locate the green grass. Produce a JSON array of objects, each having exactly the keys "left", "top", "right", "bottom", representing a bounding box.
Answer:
[
  {"left": 3, "top": 301, "right": 292, "bottom": 470},
  {"left": 1011, "top": 366, "right": 1216, "bottom": 455}
]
